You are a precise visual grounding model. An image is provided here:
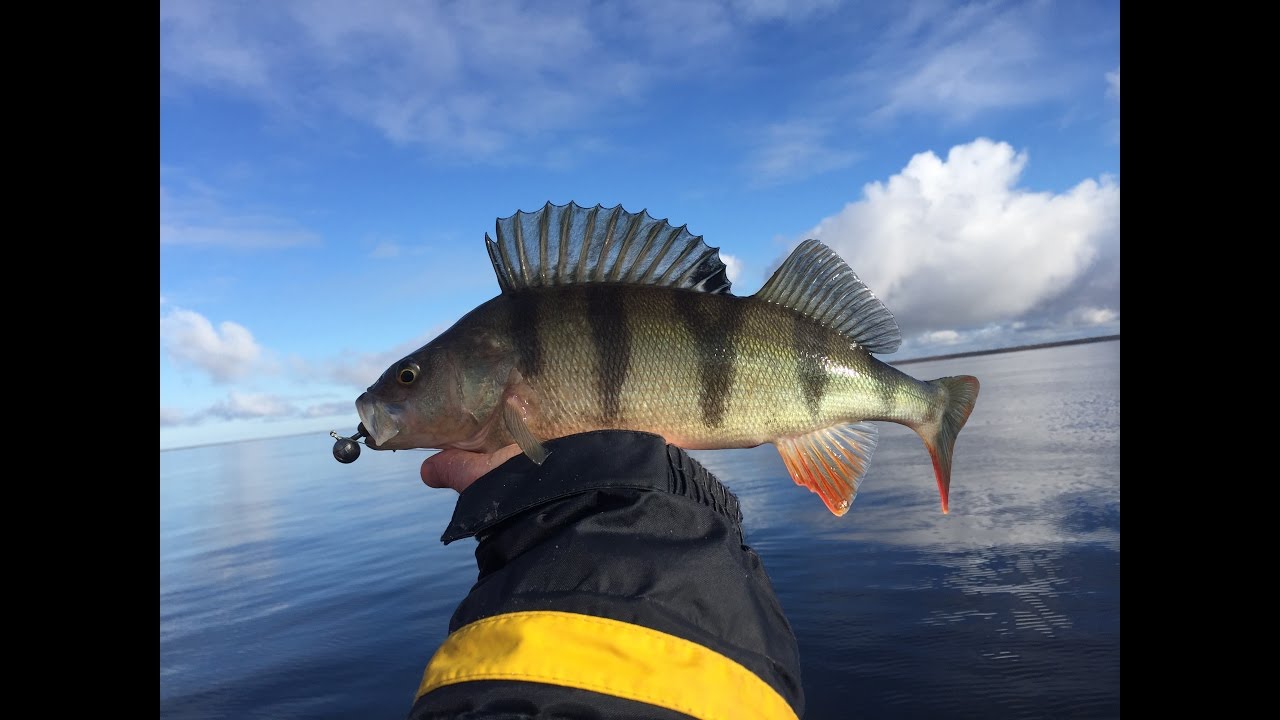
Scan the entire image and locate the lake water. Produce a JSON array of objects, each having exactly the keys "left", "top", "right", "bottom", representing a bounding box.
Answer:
[{"left": 160, "top": 340, "right": 1120, "bottom": 719}]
